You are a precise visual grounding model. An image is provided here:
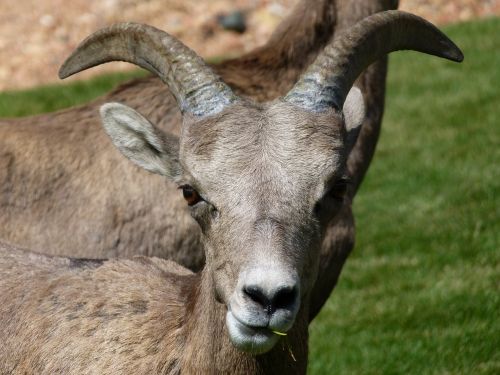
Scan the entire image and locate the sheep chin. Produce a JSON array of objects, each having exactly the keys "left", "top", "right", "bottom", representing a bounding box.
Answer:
[{"left": 226, "top": 311, "right": 280, "bottom": 355}]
